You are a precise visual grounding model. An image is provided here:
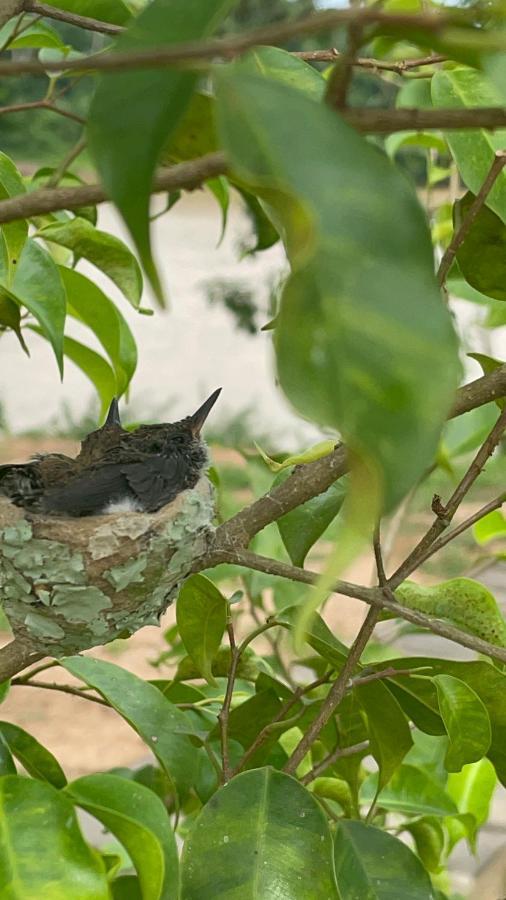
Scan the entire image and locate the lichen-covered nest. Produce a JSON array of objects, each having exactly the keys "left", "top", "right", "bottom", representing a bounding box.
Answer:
[{"left": 0, "top": 478, "right": 214, "bottom": 655}]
